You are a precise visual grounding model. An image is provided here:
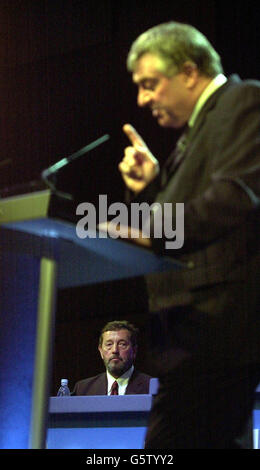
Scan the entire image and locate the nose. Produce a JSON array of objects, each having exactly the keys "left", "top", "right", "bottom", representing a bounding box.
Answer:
[
  {"left": 111, "top": 342, "right": 119, "bottom": 354},
  {"left": 137, "top": 88, "right": 152, "bottom": 107}
]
